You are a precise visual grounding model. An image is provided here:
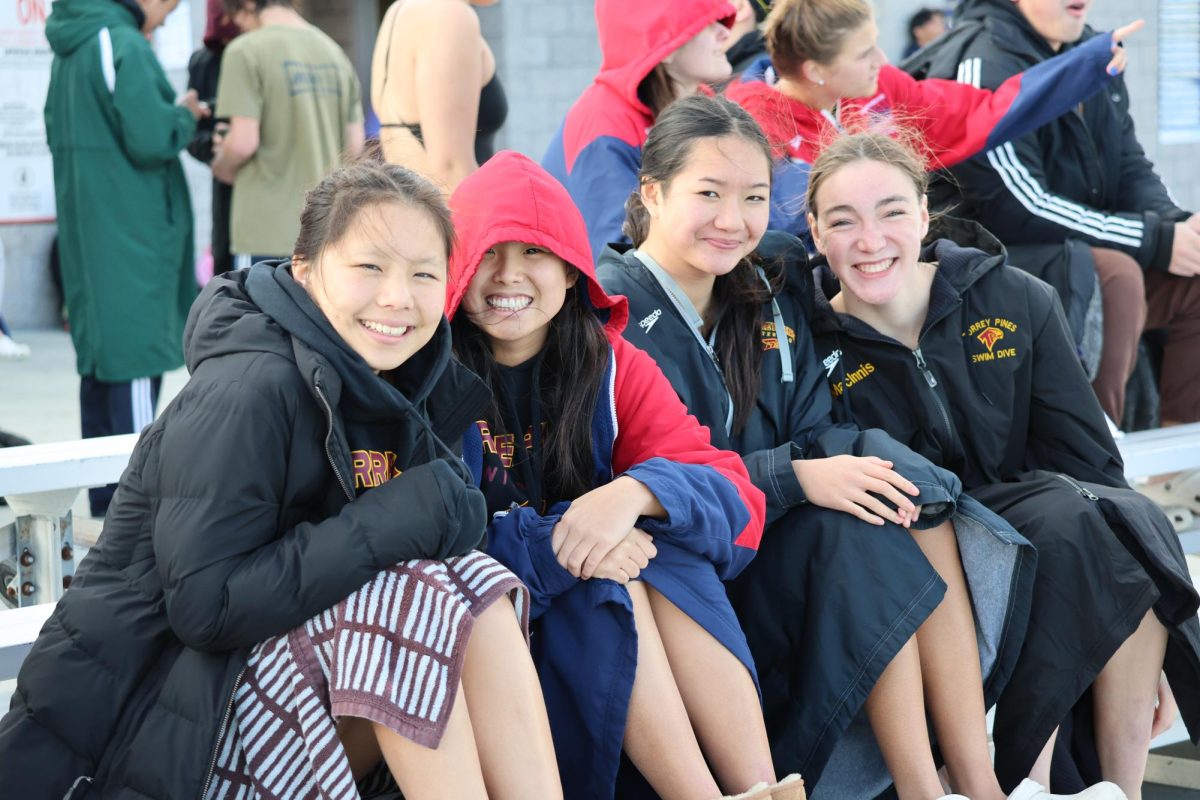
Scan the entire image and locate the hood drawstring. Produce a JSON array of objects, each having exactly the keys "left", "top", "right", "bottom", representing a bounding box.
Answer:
[
  {"left": 633, "top": 249, "right": 735, "bottom": 436},
  {"left": 758, "top": 267, "right": 794, "bottom": 384}
]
